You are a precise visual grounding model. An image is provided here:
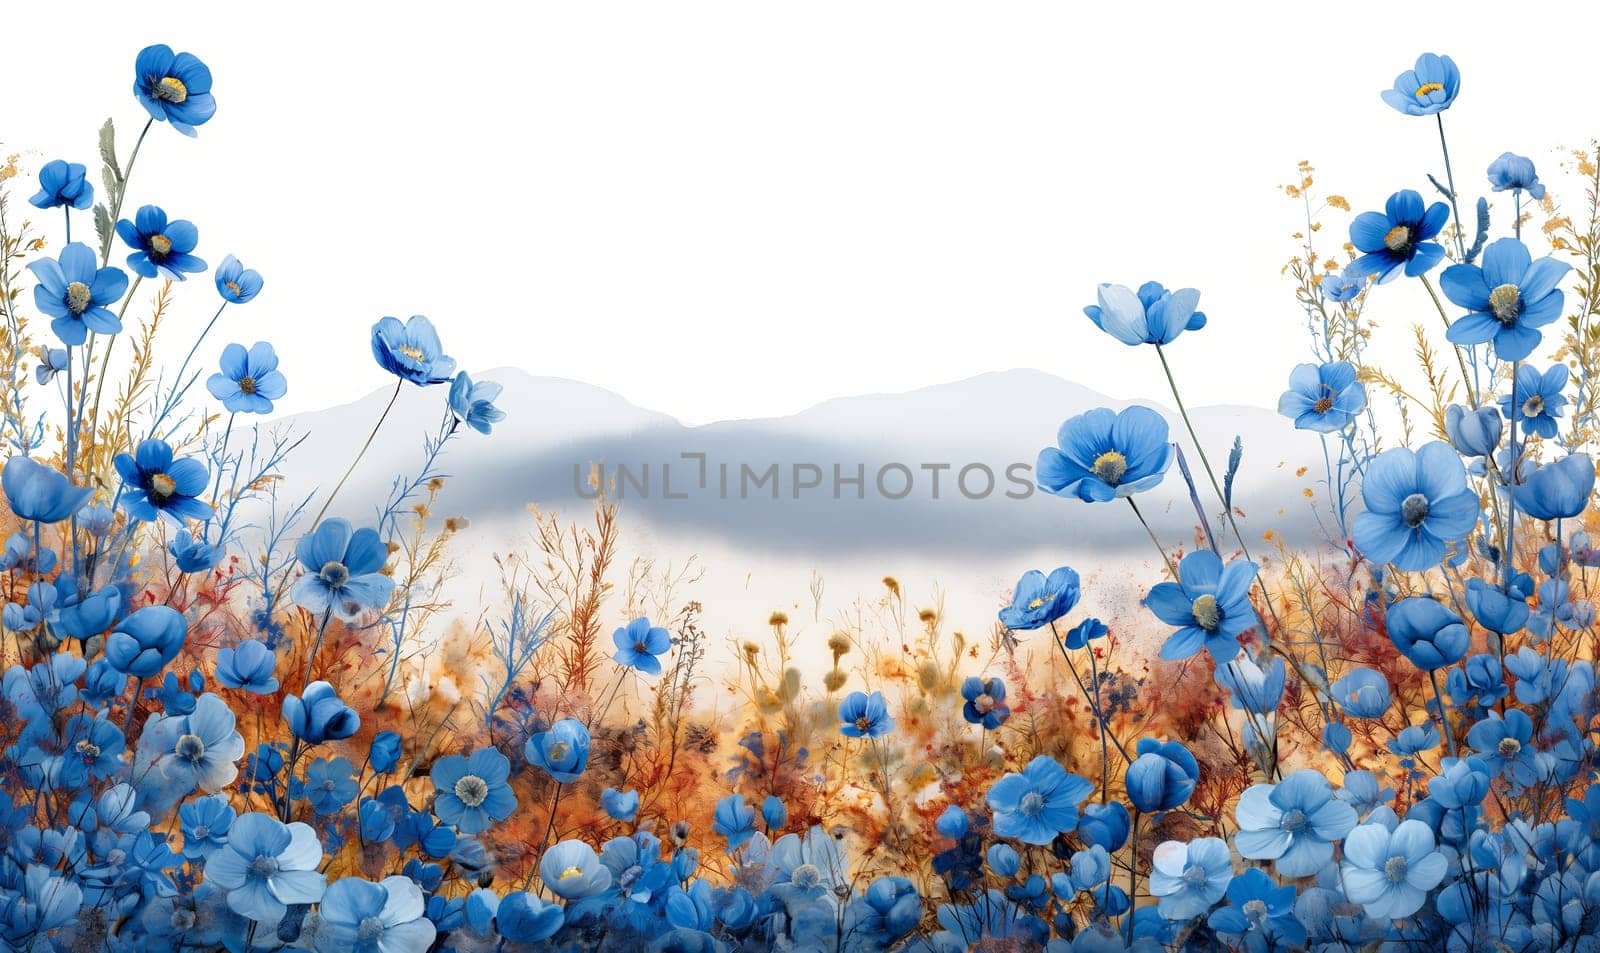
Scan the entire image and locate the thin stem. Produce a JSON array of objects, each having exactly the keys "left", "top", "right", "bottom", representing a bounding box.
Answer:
[
  {"left": 303, "top": 608, "right": 334, "bottom": 686},
  {"left": 1505, "top": 362, "right": 1520, "bottom": 595},
  {"left": 102, "top": 118, "right": 155, "bottom": 266},
  {"left": 83, "top": 274, "right": 145, "bottom": 466},
  {"left": 1126, "top": 811, "right": 1140, "bottom": 945},
  {"left": 151, "top": 301, "right": 229, "bottom": 436},
  {"left": 1429, "top": 669, "right": 1459, "bottom": 760},
  {"left": 1420, "top": 275, "right": 1480, "bottom": 410},
  {"left": 1126, "top": 497, "right": 1177, "bottom": 578},
  {"left": 525, "top": 784, "right": 566, "bottom": 890},
  {"left": 1435, "top": 113, "right": 1468, "bottom": 260},
  {"left": 310, "top": 379, "right": 404, "bottom": 527}
]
